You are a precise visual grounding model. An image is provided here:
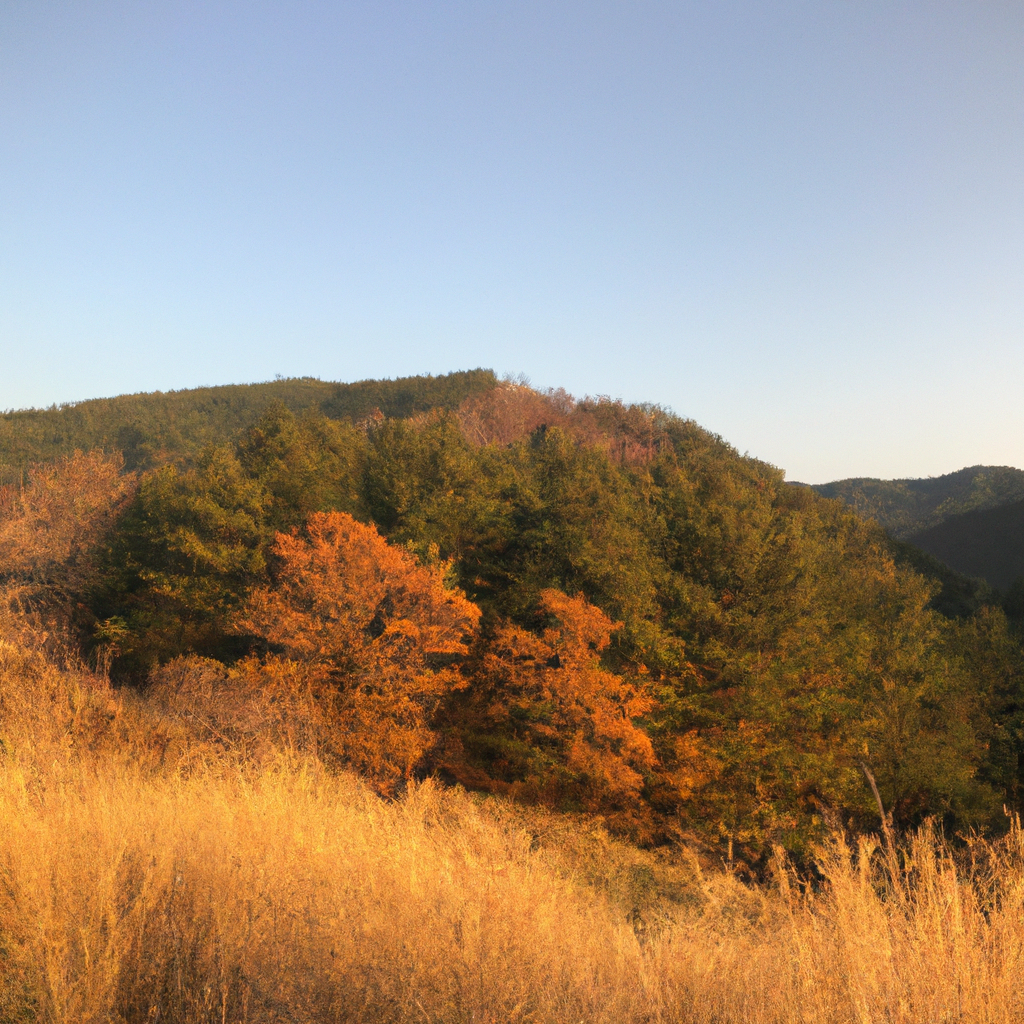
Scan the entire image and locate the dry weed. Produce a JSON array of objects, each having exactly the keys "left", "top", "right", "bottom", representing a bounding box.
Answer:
[{"left": 2, "top": 636, "right": 1024, "bottom": 1023}]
